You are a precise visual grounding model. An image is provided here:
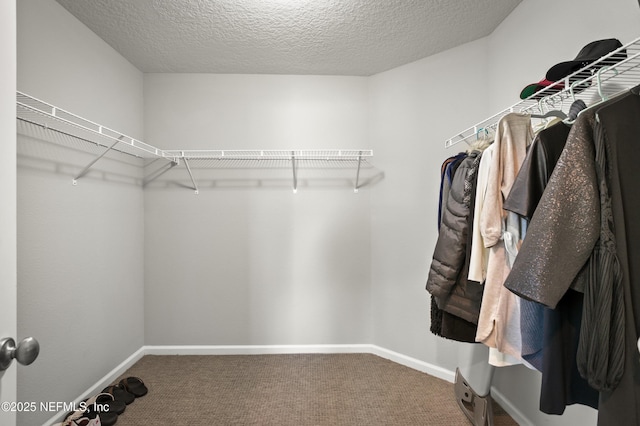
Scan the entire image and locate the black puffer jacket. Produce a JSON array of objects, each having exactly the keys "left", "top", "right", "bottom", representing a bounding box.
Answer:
[{"left": 426, "top": 150, "right": 483, "bottom": 324}]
